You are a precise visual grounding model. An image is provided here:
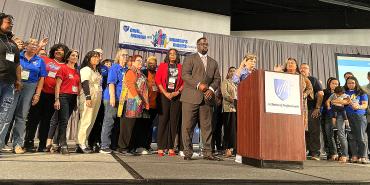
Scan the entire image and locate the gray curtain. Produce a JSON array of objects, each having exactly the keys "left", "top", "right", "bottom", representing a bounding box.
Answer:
[
  {"left": 205, "top": 33, "right": 311, "bottom": 80},
  {"left": 311, "top": 43, "right": 370, "bottom": 84}
]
